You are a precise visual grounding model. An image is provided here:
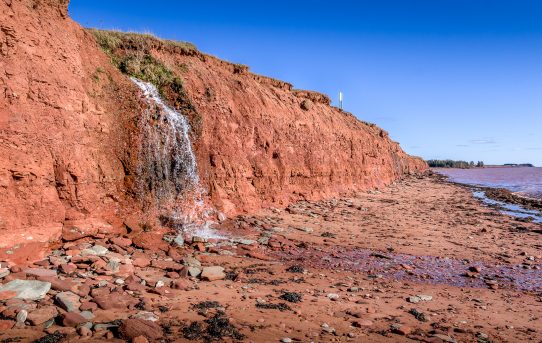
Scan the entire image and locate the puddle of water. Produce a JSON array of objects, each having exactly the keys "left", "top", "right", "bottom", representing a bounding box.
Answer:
[
  {"left": 472, "top": 191, "right": 542, "bottom": 223},
  {"left": 280, "top": 248, "right": 542, "bottom": 293}
]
